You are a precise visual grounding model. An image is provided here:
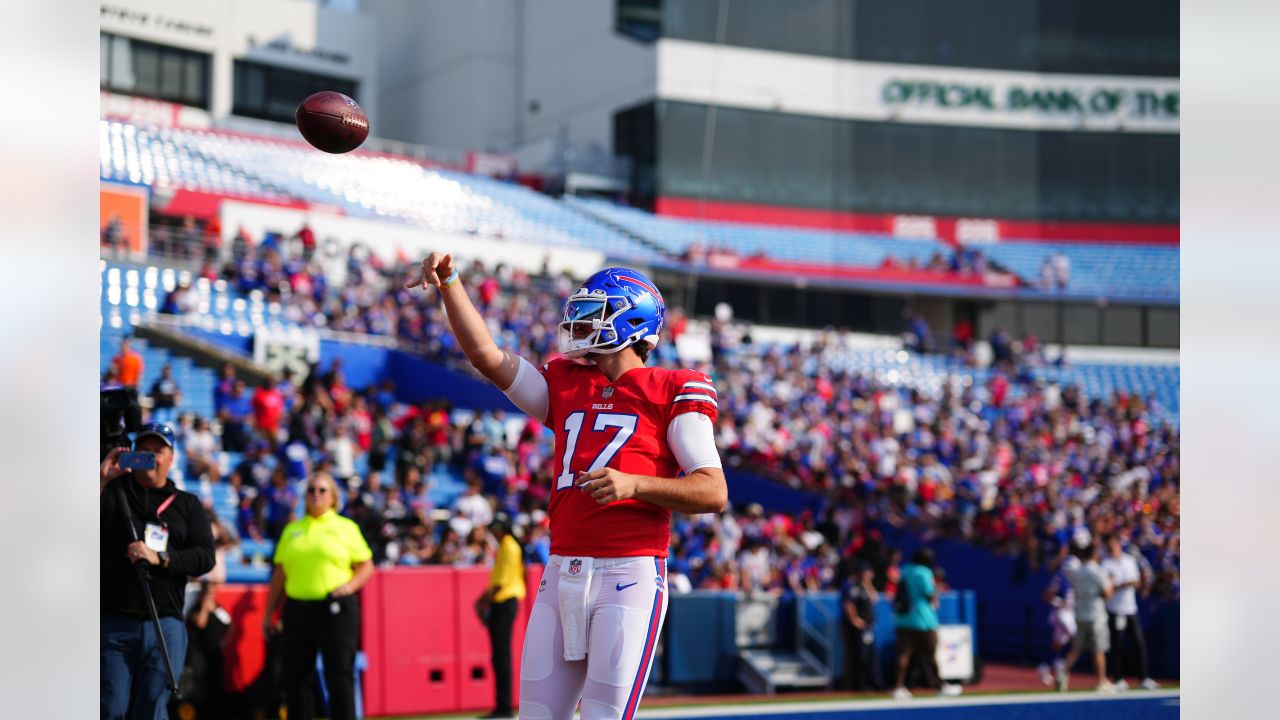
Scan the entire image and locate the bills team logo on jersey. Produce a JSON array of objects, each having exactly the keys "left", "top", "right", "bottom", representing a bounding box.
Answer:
[
  {"left": 602, "top": 387, "right": 614, "bottom": 399},
  {"left": 569, "top": 559, "right": 583, "bottom": 576}
]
